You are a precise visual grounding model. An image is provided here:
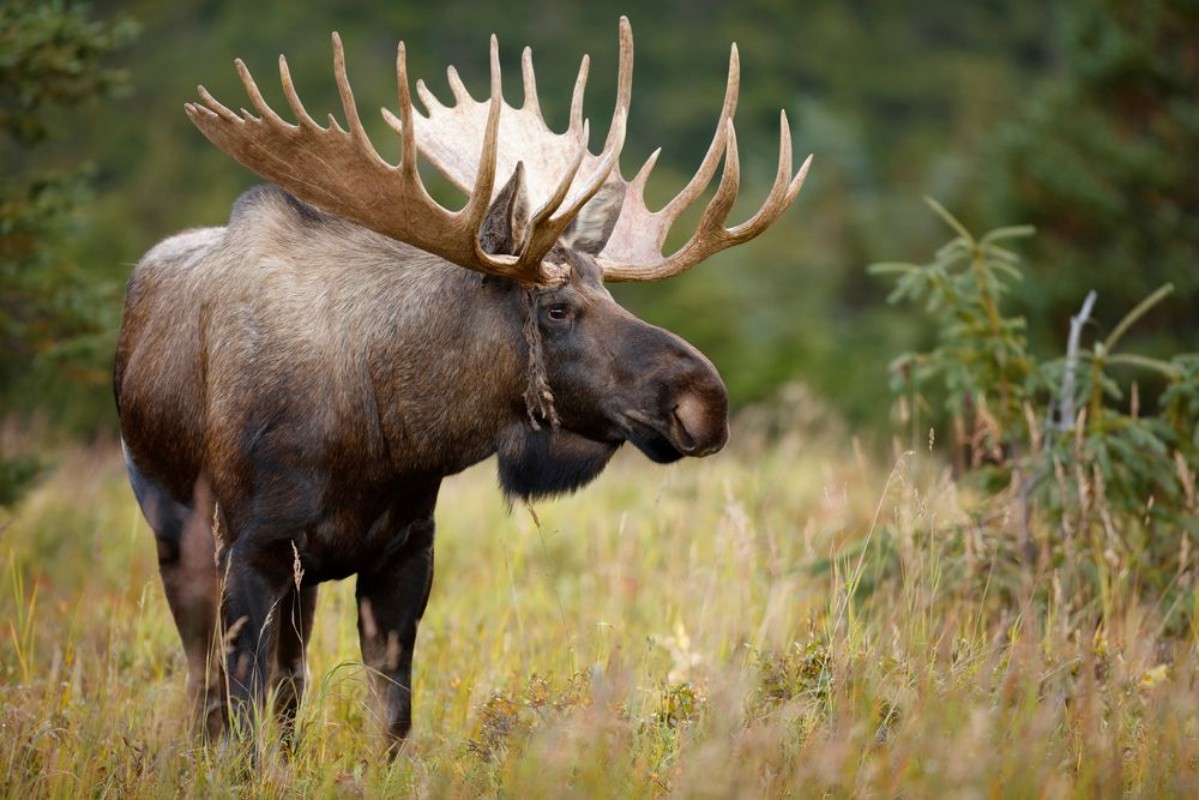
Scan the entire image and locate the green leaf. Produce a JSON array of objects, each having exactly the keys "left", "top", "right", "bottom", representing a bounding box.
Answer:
[
  {"left": 1104, "top": 284, "right": 1175, "bottom": 353},
  {"left": 979, "top": 225, "right": 1036, "bottom": 245},
  {"left": 988, "top": 261, "right": 1025, "bottom": 283},
  {"left": 1103, "top": 353, "right": 1183, "bottom": 379},
  {"left": 923, "top": 197, "right": 975, "bottom": 244},
  {"left": 867, "top": 262, "right": 921, "bottom": 275}
]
